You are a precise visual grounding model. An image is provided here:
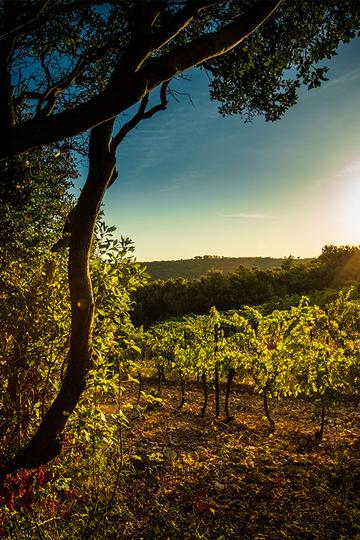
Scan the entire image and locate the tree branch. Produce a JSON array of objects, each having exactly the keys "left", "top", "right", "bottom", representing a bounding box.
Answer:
[
  {"left": 111, "top": 96, "right": 149, "bottom": 151},
  {"left": 0, "top": 0, "right": 129, "bottom": 42},
  {"left": 142, "top": 80, "right": 169, "bottom": 119},
  {"left": 0, "top": 3, "right": 16, "bottom": 130},
  {"left": 0, "top": 0, "right": 51, "bottom": 41},
  {"left": 36, "top": 56, "right": 87, "bottom": 117},
  {"left": 147, "top": 1, "right": 214, "bottom": 57},
  {"left": 143, "top": 0, "right": 283, "bottom": 85},
  {"left": 111, "top": 80, "right": 169, "bottom": 150},
  {"left": 107, "top": 81, "right": 169, "bottom": 188},
  {"left": 0, "top": 0, "right": 282, "bottom": 161}
]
